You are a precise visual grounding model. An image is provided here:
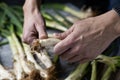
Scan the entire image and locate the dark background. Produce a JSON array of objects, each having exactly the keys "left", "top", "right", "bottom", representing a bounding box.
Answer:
[{"left": 0, "top": 0, "right": 110, "bottom": 15}]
